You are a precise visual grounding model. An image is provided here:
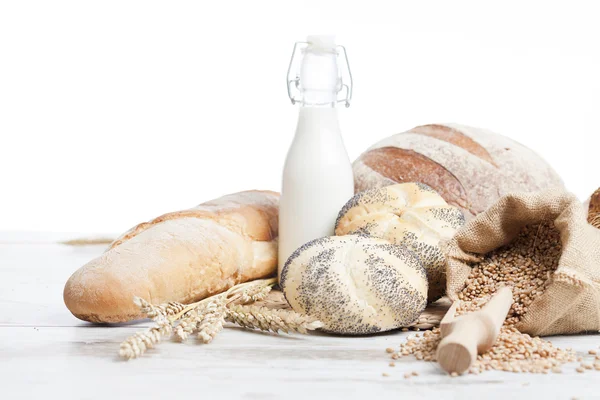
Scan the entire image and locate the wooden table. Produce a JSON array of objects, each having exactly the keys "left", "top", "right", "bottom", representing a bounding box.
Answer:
[{"left": 1, "top": 234, "right": 599, "bottom": 399}]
